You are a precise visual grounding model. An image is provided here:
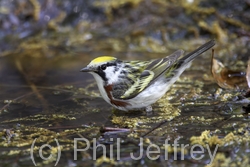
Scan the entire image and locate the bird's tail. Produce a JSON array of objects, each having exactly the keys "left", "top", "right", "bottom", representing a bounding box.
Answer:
[
  {"left": 178, "top": 40, "right": 215, "bottom": 64},
  {"left": 161, "top": 39, "right": 215, "bottom": 93}
]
